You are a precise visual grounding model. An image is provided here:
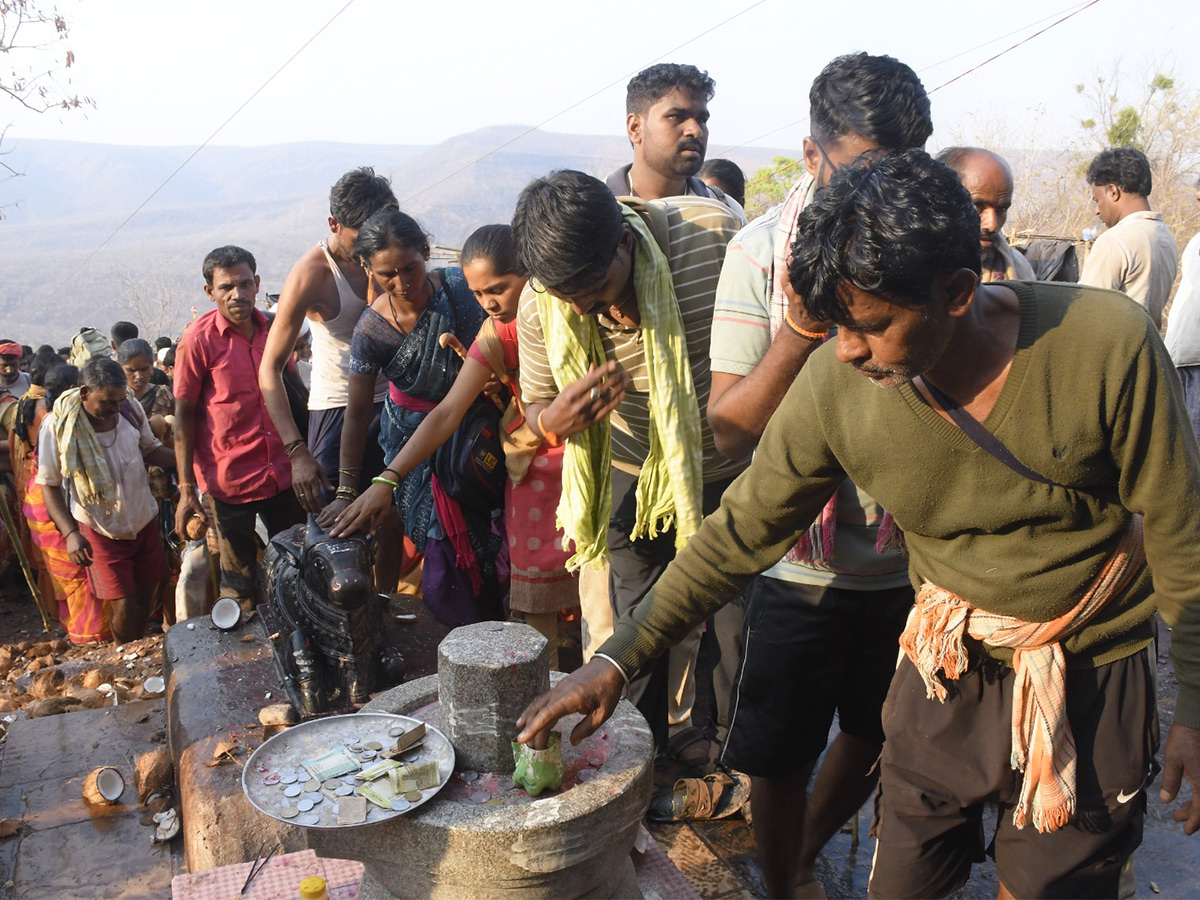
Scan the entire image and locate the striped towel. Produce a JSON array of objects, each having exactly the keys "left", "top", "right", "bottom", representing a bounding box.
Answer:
[
  {"left": 898, "top": 516, "right": 1145, "bottom": 833},
  {"left": 52, "top": 388, "right": 117, "bottom": 516},
  {"left": 537, "top": 203, "right": 704, "bottom": 571}
]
